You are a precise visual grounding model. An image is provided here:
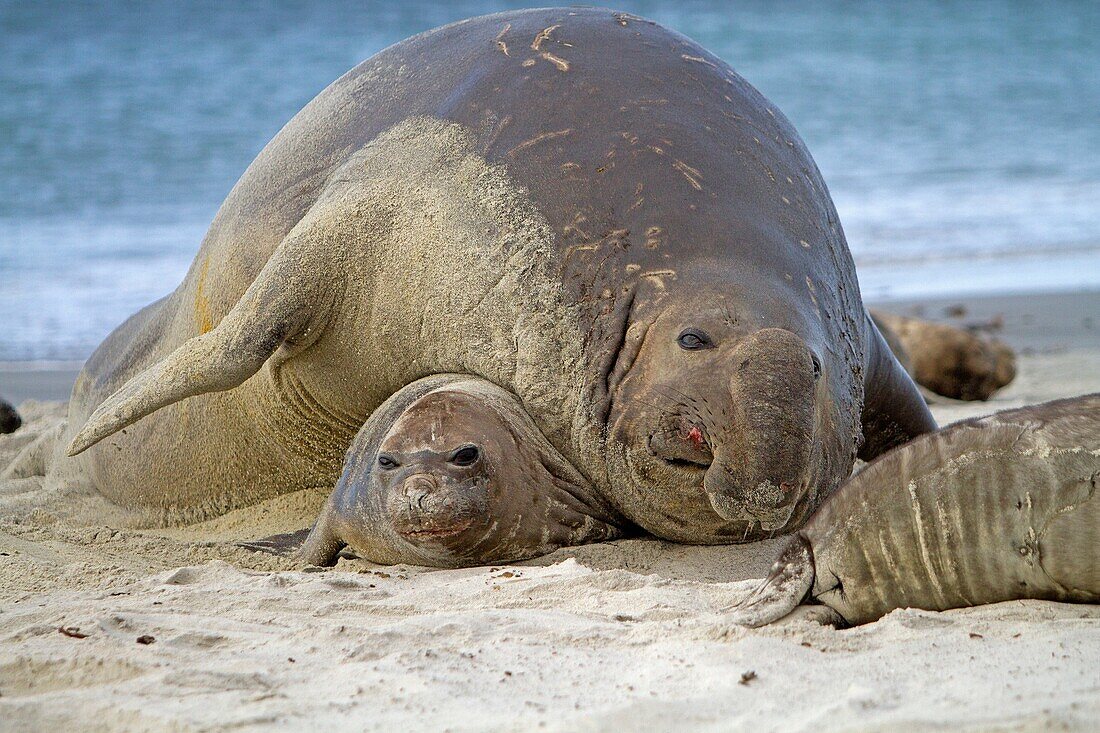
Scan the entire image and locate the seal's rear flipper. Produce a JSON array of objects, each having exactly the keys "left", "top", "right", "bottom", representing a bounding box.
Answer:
[
  {"left": 858, "top": 313, "right": 937, "bottom": 460},
  {"left": 728, "top": 535, "right": 816, "bottom": 628},
  {"left": 67, "top": 220, "right": 338, "bottom": 457}
]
